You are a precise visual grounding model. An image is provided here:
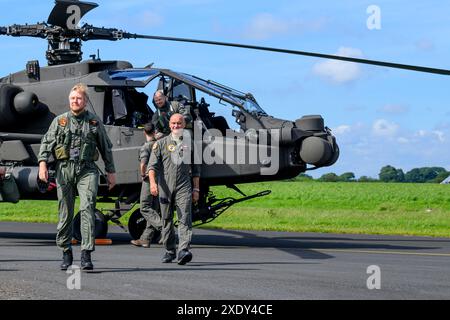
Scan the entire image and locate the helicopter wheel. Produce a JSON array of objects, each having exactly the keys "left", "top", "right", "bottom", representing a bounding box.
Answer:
[
  {"left": 73, "top": 209, "right": 108, "bottom": 241},
  {"left": 128, "top": 208, "right": 162, "bottom": 243},
  {"left": 128, "top": 209, "right": 146, "bottom": 240}
]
